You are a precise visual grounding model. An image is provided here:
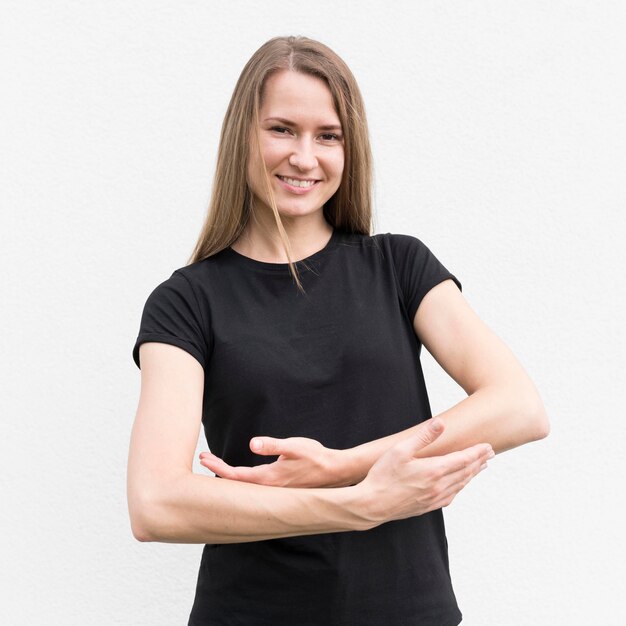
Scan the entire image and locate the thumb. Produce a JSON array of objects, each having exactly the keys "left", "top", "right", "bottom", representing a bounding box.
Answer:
[
  {"left": 250, "top": 436, "right": 288, "bottom": 456},
  {"left": 402, "top": 418, "right": 445, "bottom": 457}
]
